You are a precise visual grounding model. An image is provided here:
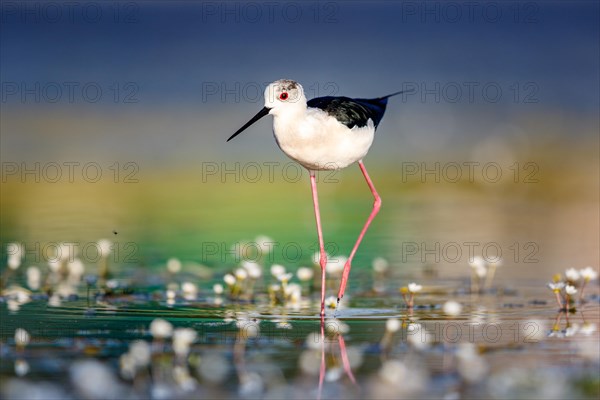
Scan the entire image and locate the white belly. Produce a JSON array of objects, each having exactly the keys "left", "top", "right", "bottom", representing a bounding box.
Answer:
[{"left": 272, "top": 109, "right": 375, "bottom": 171}]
